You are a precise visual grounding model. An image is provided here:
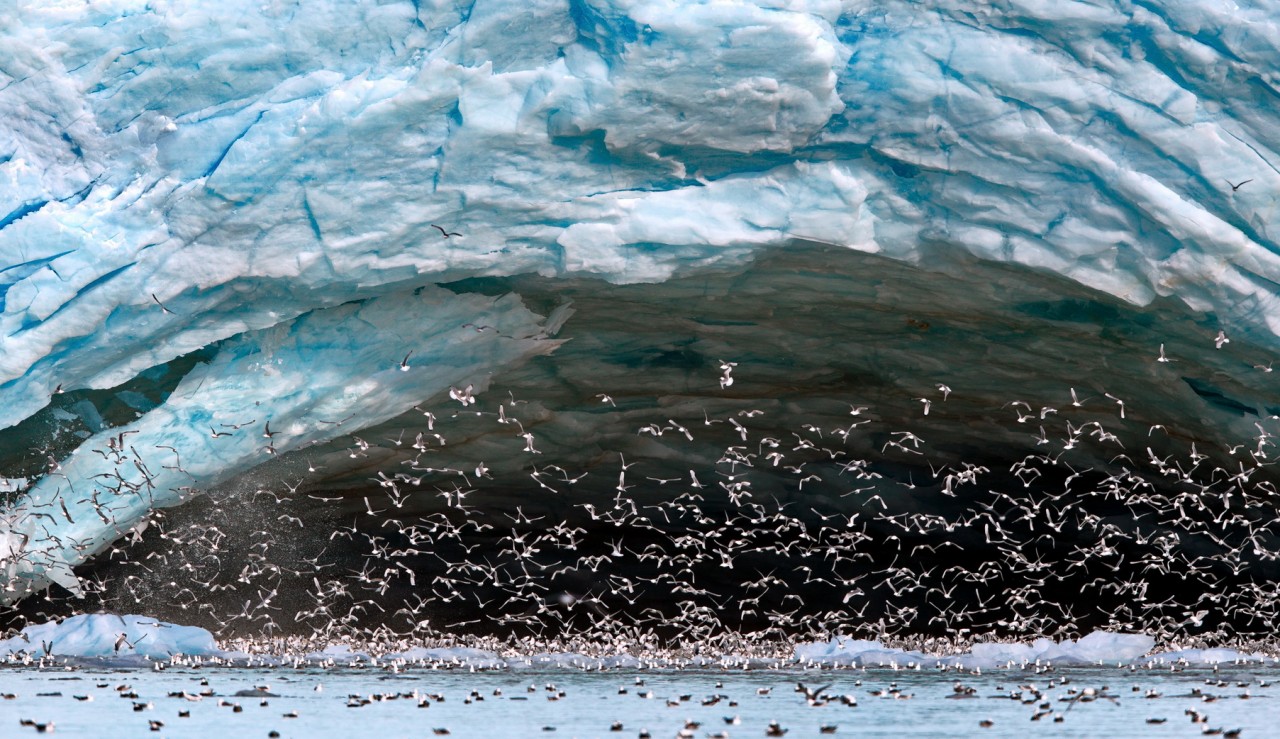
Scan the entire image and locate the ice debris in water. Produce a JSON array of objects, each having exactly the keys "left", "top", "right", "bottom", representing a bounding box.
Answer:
[
  {"left": 0, "top": 614, "right": 218, "bottom": 660},
  {"left": 794, "top": 631, "right": 1277, "bottom": 668},
  {"left": 2, "top": 615, "right": 1269, "bottom": 669}
]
